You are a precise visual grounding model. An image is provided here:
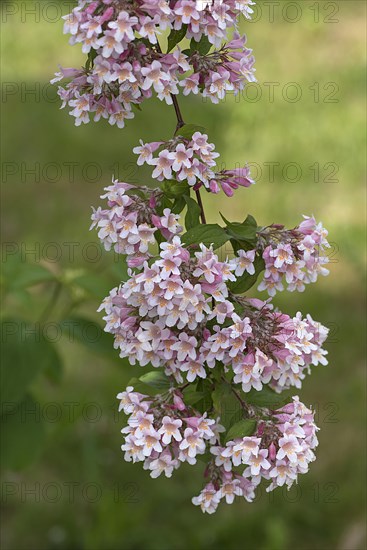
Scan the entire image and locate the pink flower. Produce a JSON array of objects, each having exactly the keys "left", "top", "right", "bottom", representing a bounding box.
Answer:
[
  {"left": 180, "top": 359, "right": 207, "bottom": 382},
  {"left": 277, "top": 435, "right": 303, "bottom": 463},
  {"left": 146, "top": 450, "right": 178, "bottom": 478},
  {"left": 138, "top": 428, "right": 163, "bottom": 457},
  {"left": 141, "top": 61, "right": 169, "bottom": 93},
  {"left": 108, "top": 11, "right": 137, "bottom": 42},
  {"left": 151, "top": 149, "right": 175, "bottom": 180},
  {"left": 192, "top": 483, "right": 220, "bottom": 514},
  {"left": 158, "top": 416, "right": 183, "bottom": 444},
  {"left": 171, "top": 333, "right": 198, "bottom": 362},
  {"left": 233, "top": 437, "right": 261, "bottom": 462},
  {"left": 172, "top": 143, "right": 193, "bottom": 171},
  {"left": 179, "top": 428, "right": 205, "bottom": 458},
  {"left": 133, "top": 140, "right": 162, "bottom": 165},
  {"left": 231, "top": 249, "right": 256, "bottom": 277},
  {"left": 245, "top": 449, "right": 271, "bottom": 476}
]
